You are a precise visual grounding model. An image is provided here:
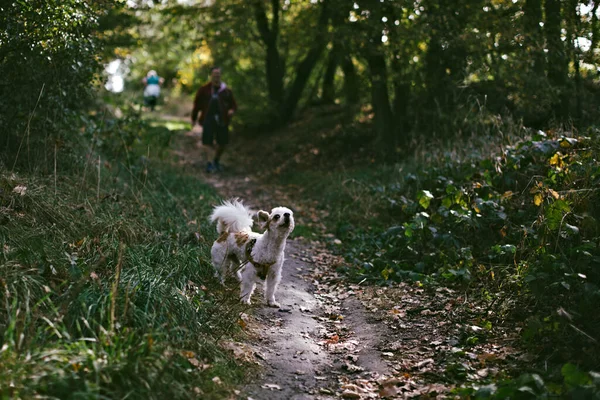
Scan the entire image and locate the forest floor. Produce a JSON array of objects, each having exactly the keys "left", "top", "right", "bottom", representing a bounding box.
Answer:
[{"left": 167, "top": 121, "right": 529, "bottom": 399}]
